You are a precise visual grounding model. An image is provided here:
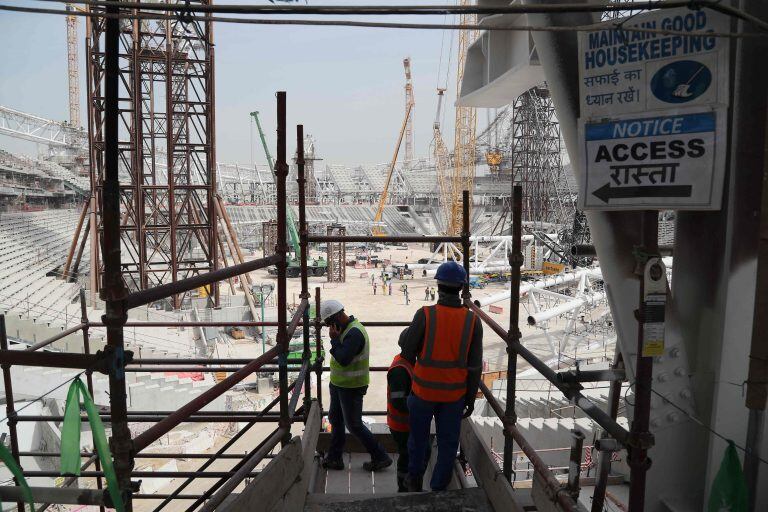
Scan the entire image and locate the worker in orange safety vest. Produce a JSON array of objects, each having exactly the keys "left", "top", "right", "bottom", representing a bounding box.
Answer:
[
  {"left": 399, "top": 261, "right": 483, "bottom": 492},
  {"left": 387, "top": 328, "right": 431, "bottom": 492}
]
